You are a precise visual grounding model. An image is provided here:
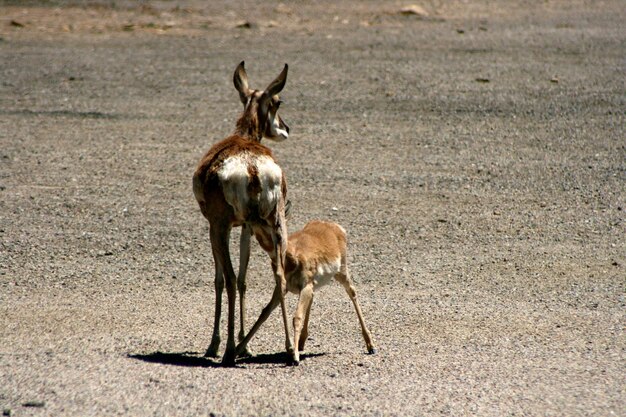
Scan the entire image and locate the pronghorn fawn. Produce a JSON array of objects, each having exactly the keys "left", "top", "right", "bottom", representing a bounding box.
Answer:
[
  {"left": 192, "top": 61, "right": 294, "bottom": 365},
  {"left": 236, "top": 220, "right": 376, "bottom": 365}
]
